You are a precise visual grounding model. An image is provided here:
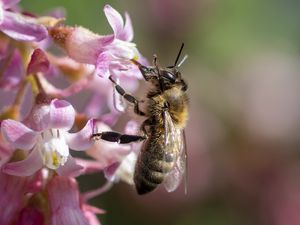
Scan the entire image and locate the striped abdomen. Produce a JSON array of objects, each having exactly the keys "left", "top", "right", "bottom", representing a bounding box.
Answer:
[{"left": 134, "top": 134, "right": 175, "bottom": 195}]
